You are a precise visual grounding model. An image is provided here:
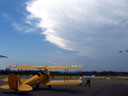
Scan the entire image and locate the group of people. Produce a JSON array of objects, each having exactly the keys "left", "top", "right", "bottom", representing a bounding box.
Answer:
[{"left": 79, "top": 76, "right": 91, "bottom": 87}]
